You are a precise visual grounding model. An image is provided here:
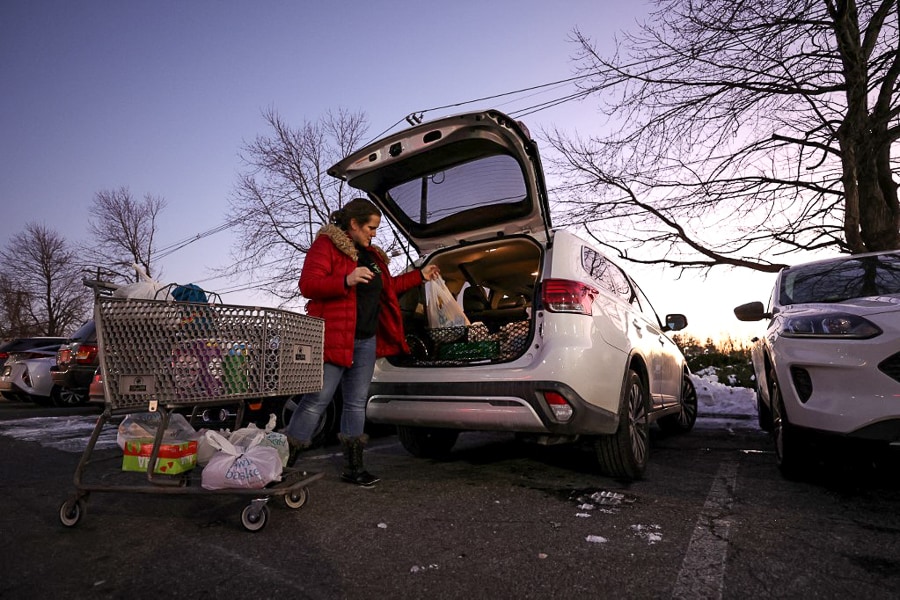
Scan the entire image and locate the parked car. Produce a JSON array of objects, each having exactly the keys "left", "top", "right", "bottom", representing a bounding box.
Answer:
[
  {"left": 50, "top": 320, "right": 98, "bottom": 407},
  {"left": 1, "top": 337, "right": 67, "bottom": 370},
  {"left": 734, "top": 250, "right": 900, "bottom": 477},
  {"left": 326, "top": 109, "right": 695, "bottom": 479},
  {"left": 0, "top": 344, "right": 66, "bottom": 405}
]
